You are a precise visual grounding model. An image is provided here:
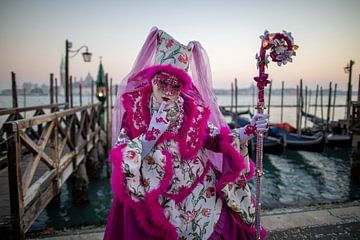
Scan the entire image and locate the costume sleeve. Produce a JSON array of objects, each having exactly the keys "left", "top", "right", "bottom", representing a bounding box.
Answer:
[
  {"left": 205, "top": 123, "right": 256, "bottom": 225},
  {"left": 205, "top": 123, "right": 251, "bottom": 175}
]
